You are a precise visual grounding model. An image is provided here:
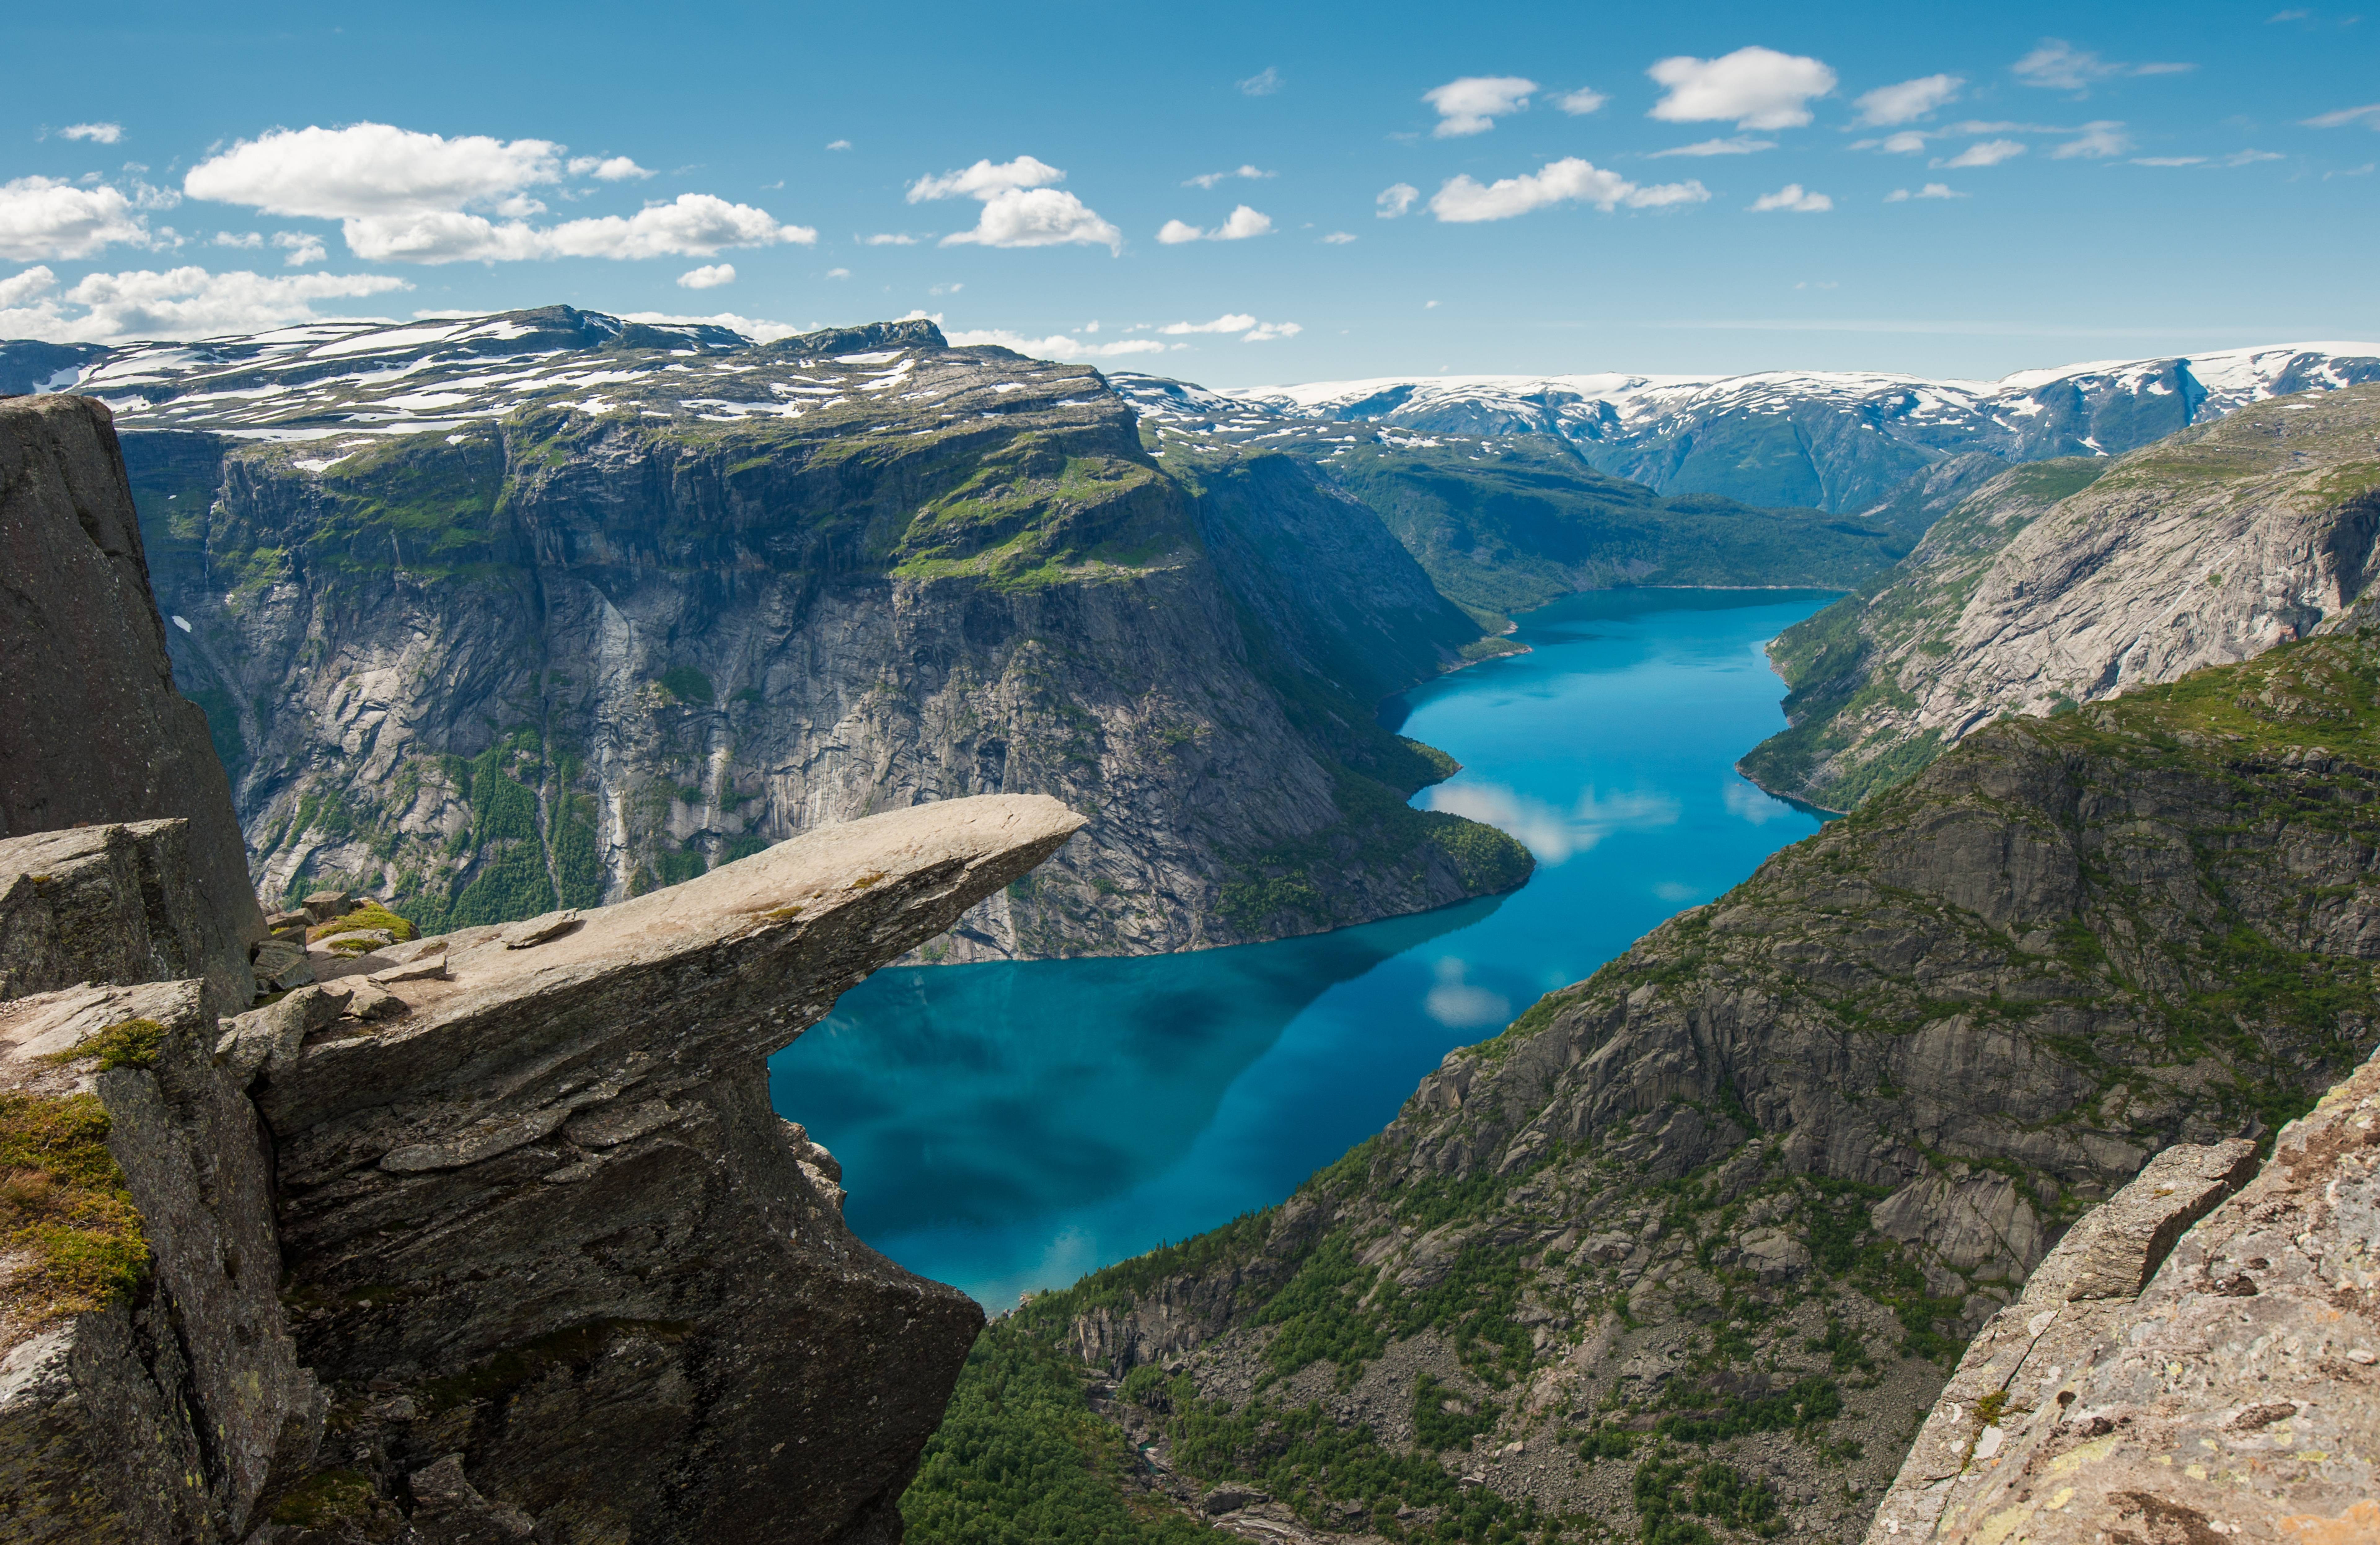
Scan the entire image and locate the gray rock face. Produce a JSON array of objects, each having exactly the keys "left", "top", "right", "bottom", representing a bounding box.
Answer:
[
  {"left": 1866, "top": 1044, "right": 2378, "bottom": 1545},
  {"left": 98, "top": 312, "right": 1522, "bottom": 959},
  {"left": 0, "top": 395, "right": 264, "bottom": 1012},
  {"left": 1, "top": 975, "right": 325, "bottom": 1540},
  {"left": 1746, "top": 384, "right": 2380, "bottom": 811},
  {"left": 0, "top": 820, "right": 215, "bottom": 1003}
]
